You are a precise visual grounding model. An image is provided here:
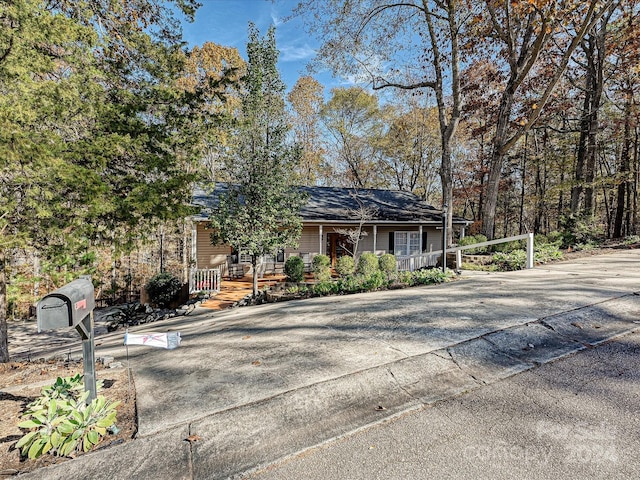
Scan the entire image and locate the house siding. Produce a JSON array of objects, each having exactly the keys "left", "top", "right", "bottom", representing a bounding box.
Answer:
[
  {"left": 196, "top": 223, "right": 230, "bottom": 269},
  {"left": 194, "top": 221, "right": 445, "bottom": 274}
]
